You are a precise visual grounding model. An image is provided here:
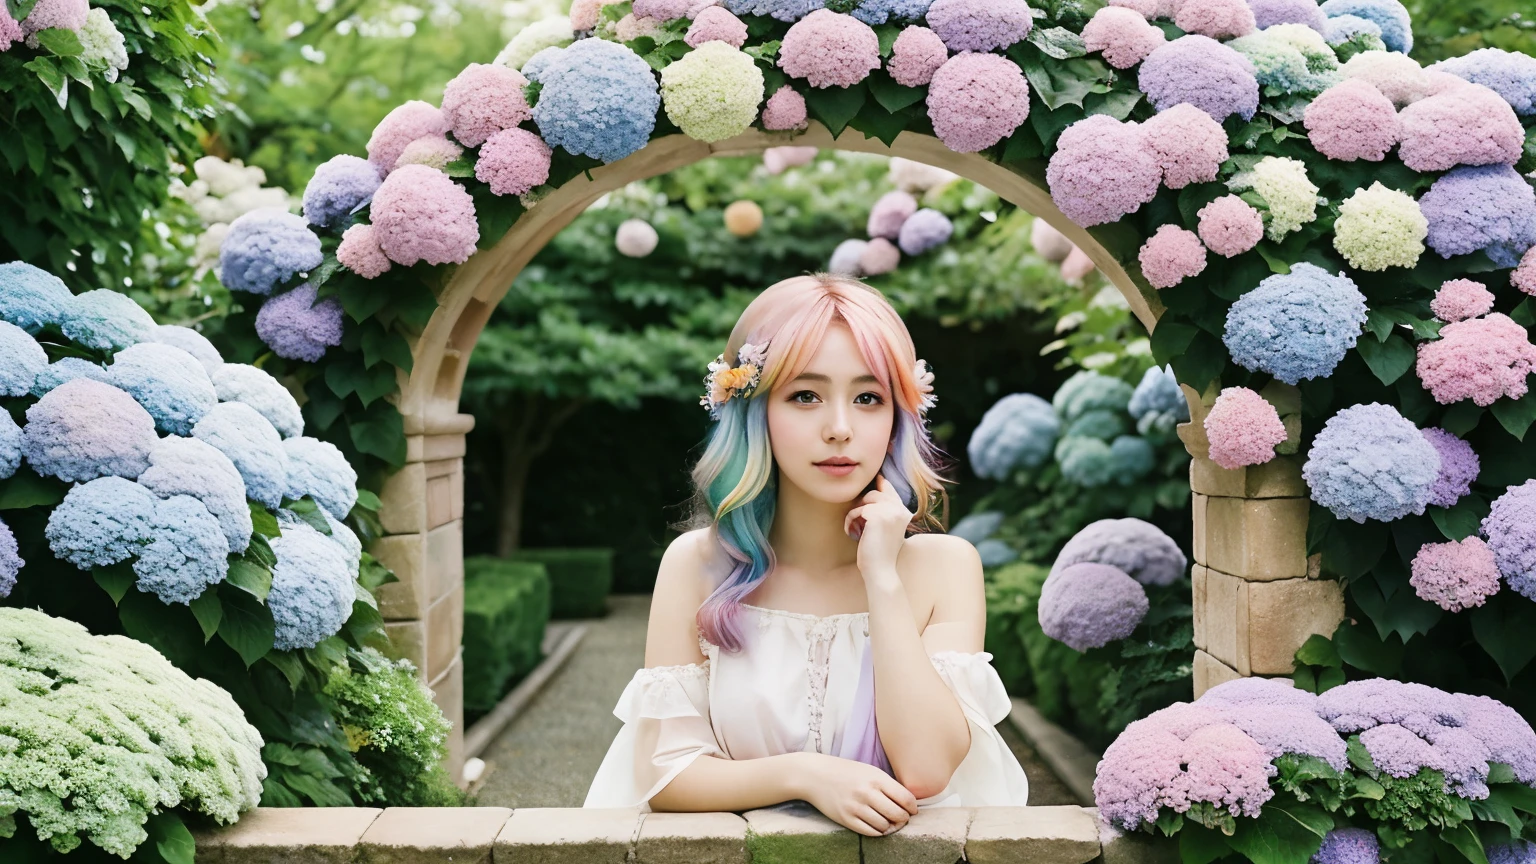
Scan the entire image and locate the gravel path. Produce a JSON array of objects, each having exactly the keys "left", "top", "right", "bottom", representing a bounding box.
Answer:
[{"left": 472, "top": 594, "right": 1081, "bottom": 807}]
